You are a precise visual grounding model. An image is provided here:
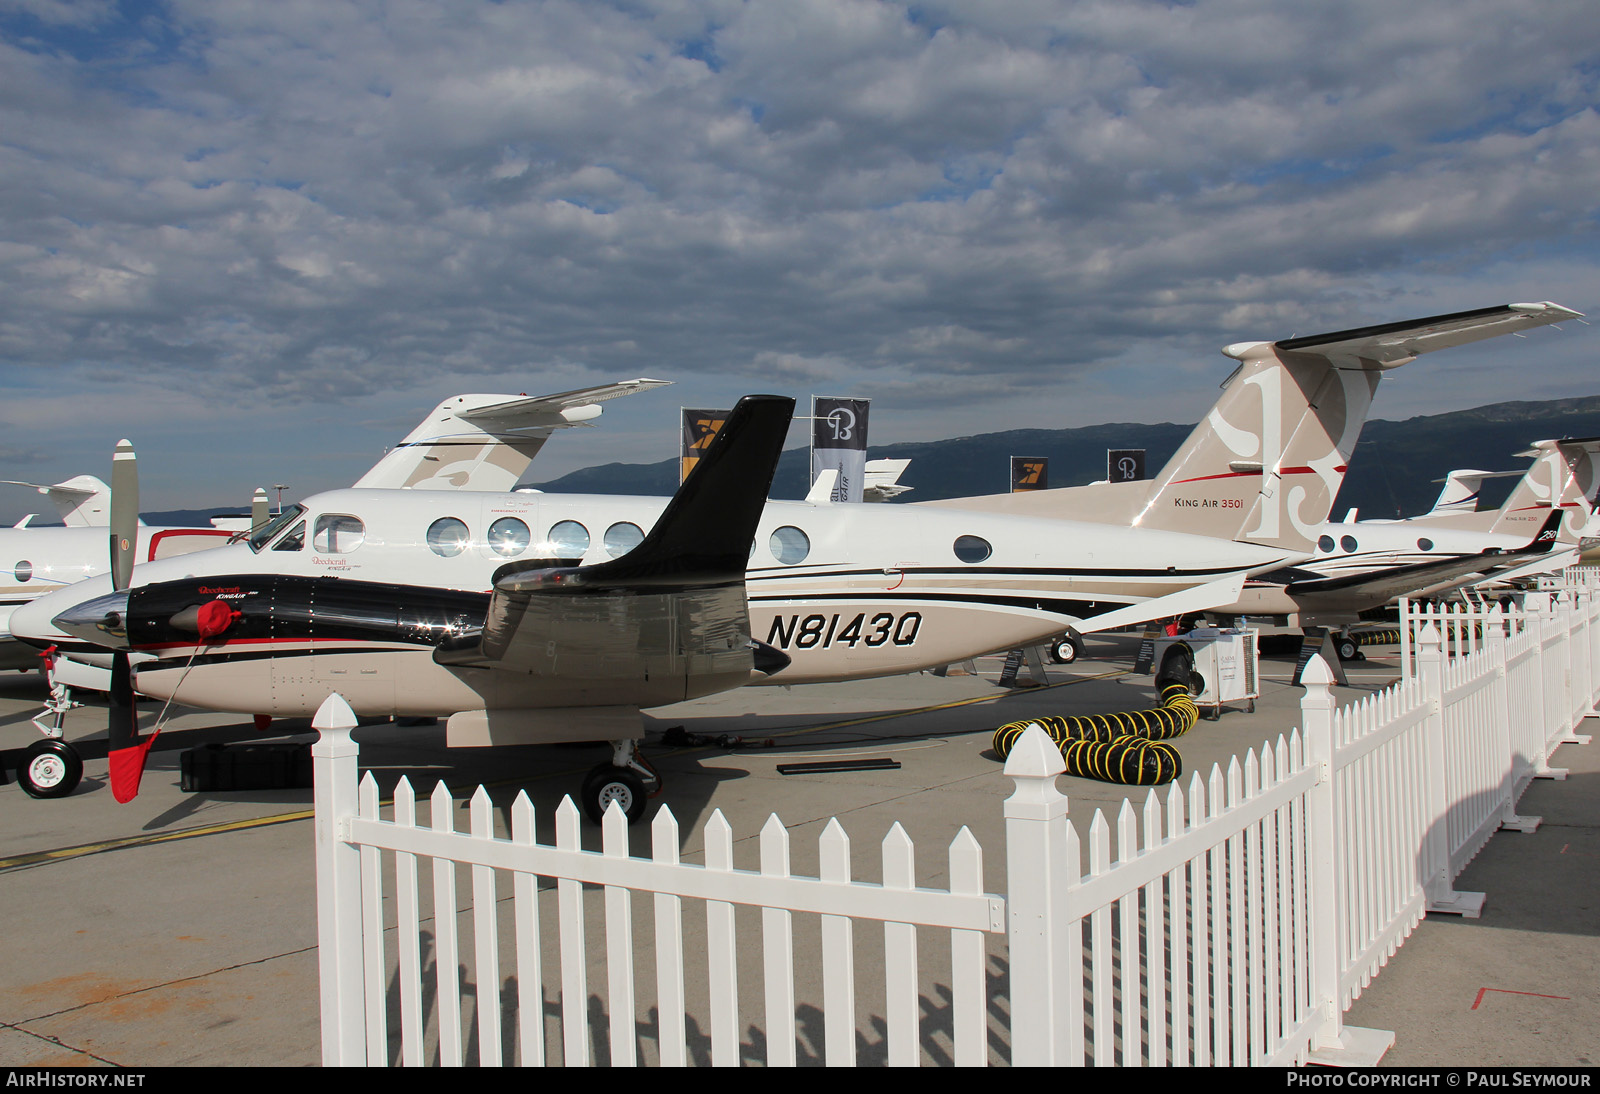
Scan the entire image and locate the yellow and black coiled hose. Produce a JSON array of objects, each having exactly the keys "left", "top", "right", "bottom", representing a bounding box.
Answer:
[
  {"left": 1355, "top": 628, "right": 1401, "bottom": 647},
  {"left": 990, "top": 668, "right": 1198, "bottom": 786}
]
